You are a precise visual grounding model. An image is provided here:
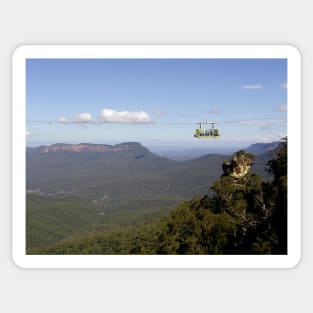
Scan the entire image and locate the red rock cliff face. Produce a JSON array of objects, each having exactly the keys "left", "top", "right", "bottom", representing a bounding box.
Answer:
[{"left": 38, "top": 143, "right": 140, "bottom": 153}]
